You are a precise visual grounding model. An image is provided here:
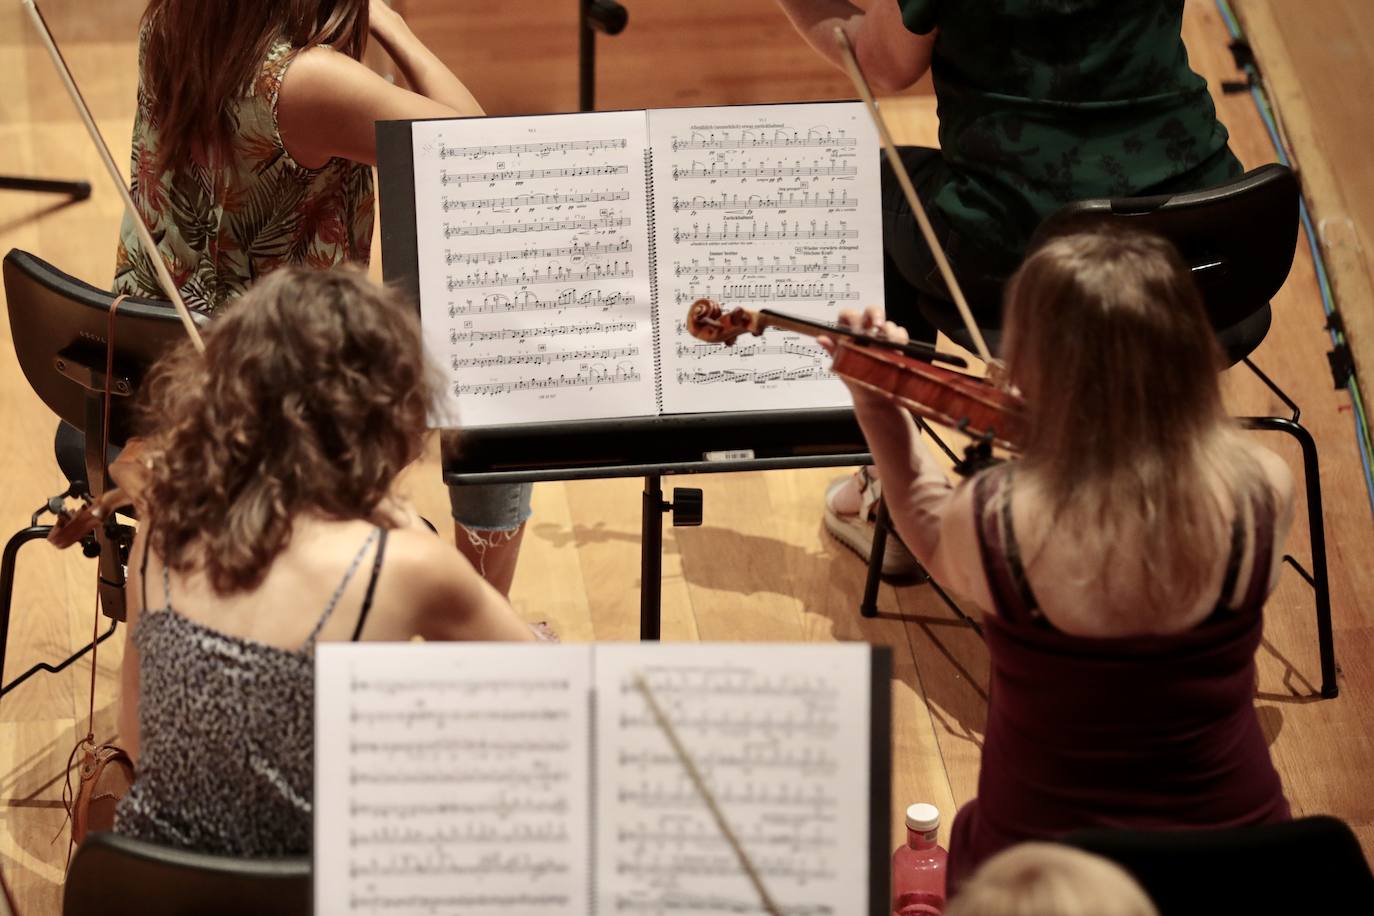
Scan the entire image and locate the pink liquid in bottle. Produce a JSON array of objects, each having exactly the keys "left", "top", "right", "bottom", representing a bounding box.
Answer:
[{"left": 892, "top": 803, "right": 947, "bottom": 916}]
